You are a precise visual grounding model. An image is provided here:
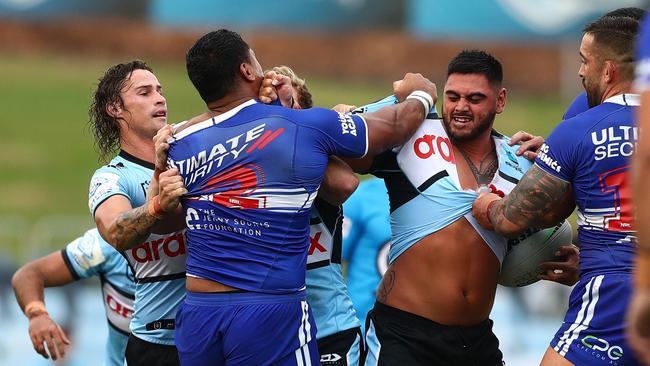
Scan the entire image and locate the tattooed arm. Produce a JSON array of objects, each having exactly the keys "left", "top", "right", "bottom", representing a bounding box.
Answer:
[
  {"left": 473, "top": 164, "right": 575, "bottom": 238},
  {"left": 95, "top": 169, "right": 186, "bottom": 251}
]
